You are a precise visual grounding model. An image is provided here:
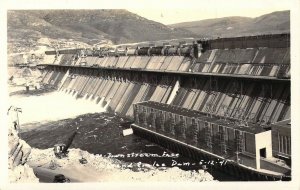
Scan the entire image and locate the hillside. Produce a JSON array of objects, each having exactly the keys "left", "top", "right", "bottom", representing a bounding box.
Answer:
[
  {"left": 169, "top": 10, "right": 290, "bottom": 38},
  {"left": 7, "top": 10, "right": 290, "bottom": 55},
  {"left": 7, "top": 9, "right": 194, "bottom": 53}
]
